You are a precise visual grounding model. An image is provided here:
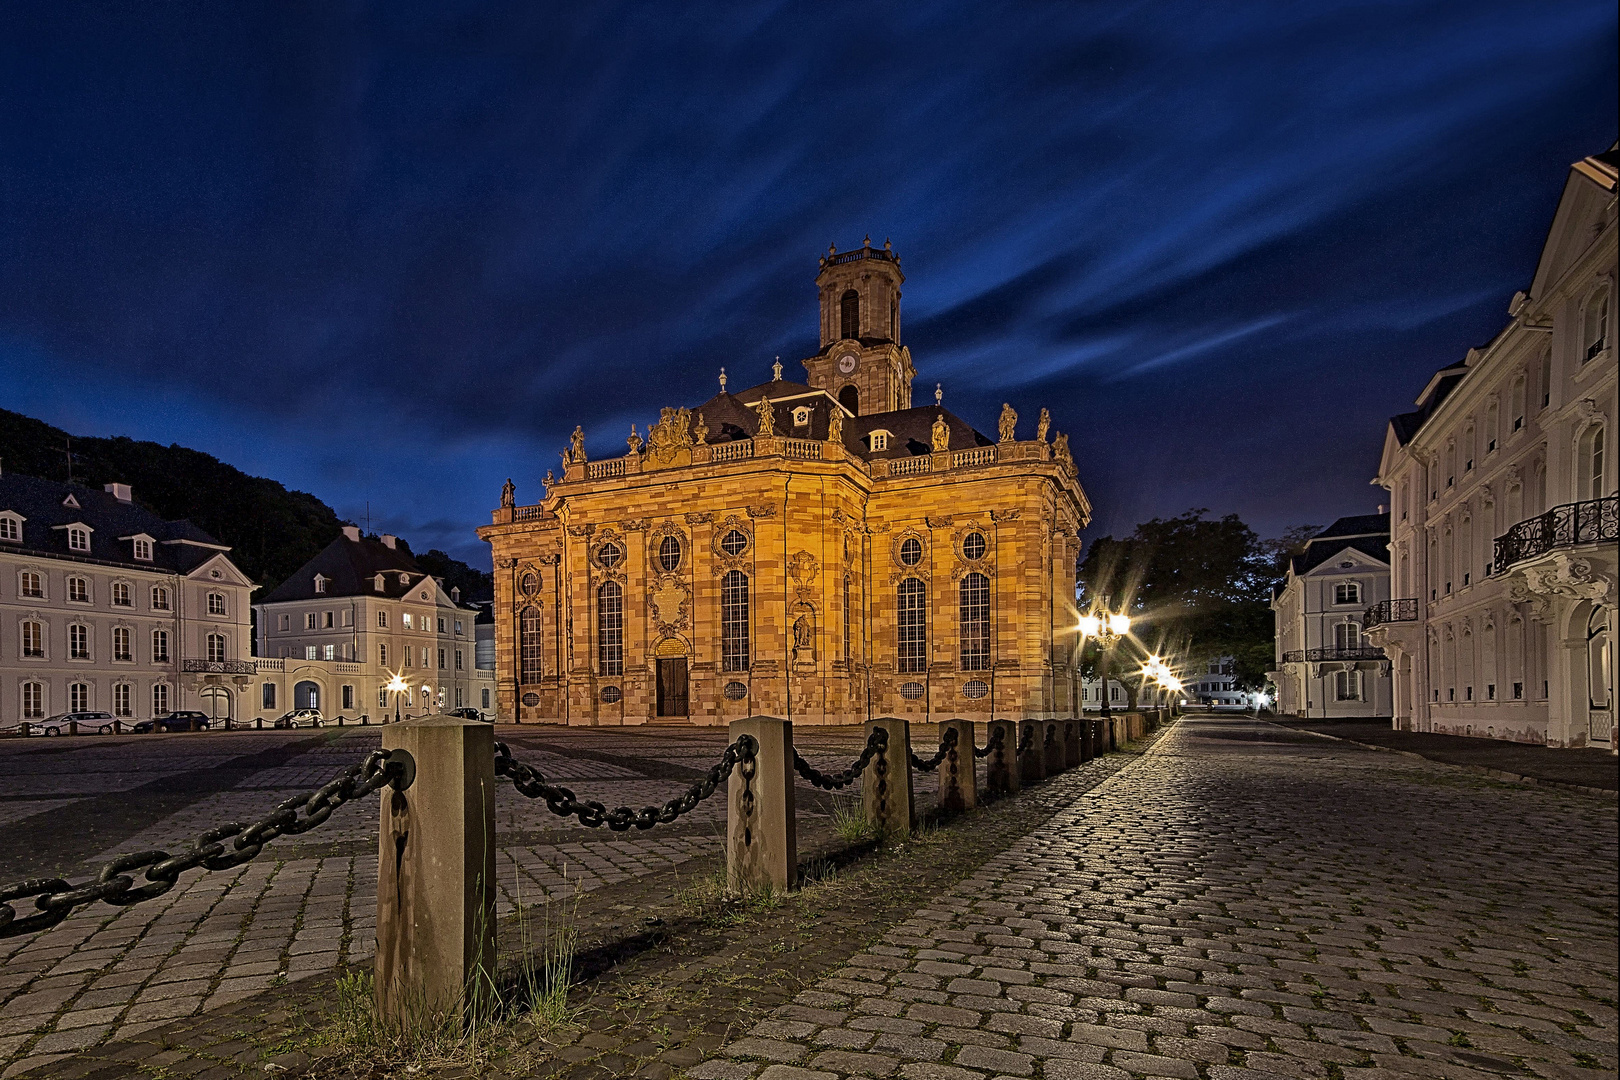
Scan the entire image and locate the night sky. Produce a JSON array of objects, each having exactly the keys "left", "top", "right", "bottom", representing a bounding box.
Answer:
[{"left": 2, "top": 3, "right": 1615, "bottom": 564}]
